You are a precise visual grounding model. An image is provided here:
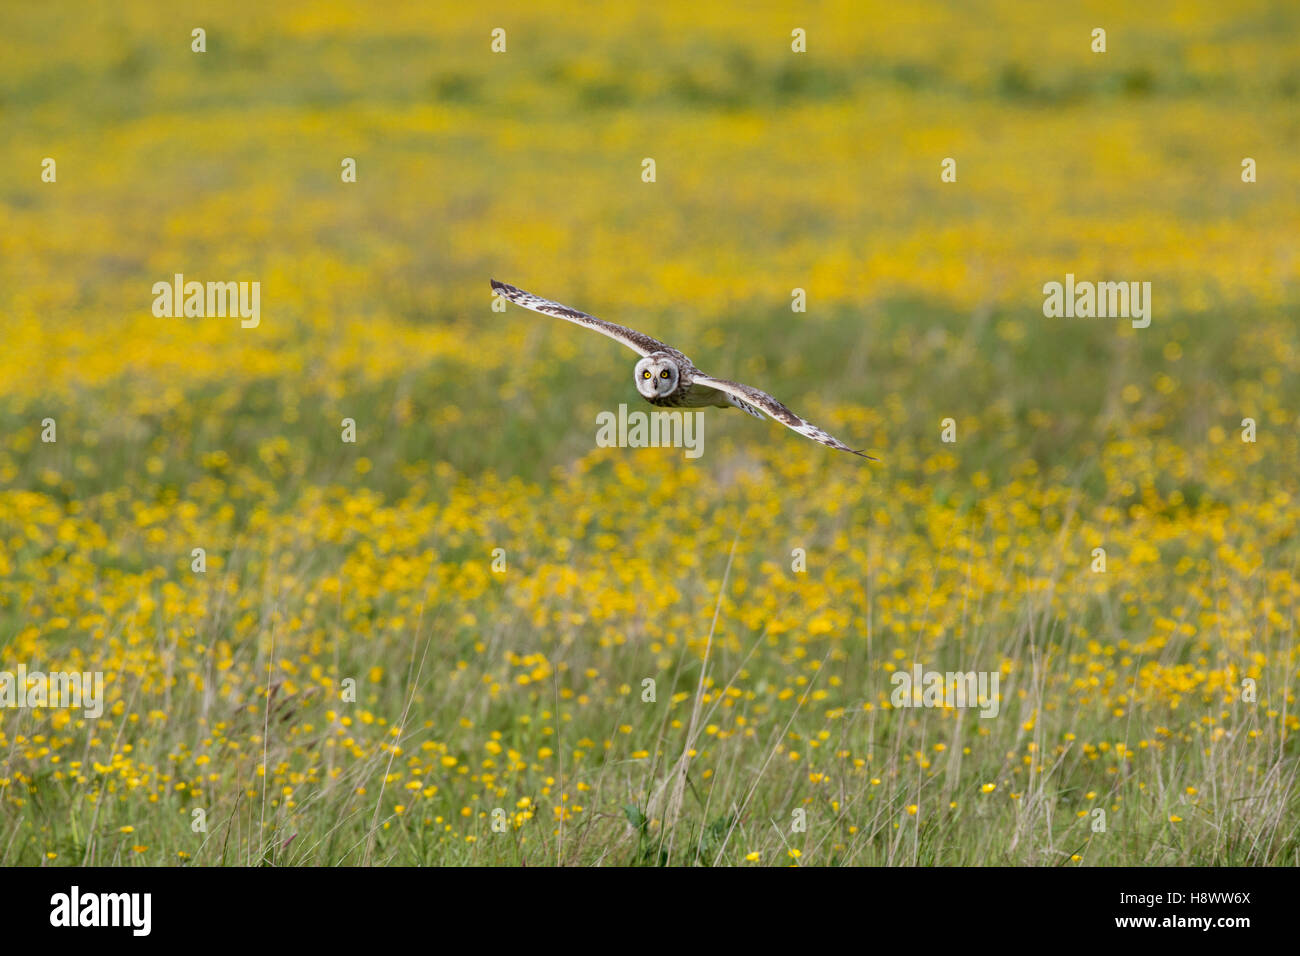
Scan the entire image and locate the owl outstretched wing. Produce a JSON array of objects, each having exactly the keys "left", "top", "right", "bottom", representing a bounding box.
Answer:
[
  {"left": 691, "top": 374, "right": 877, "bottom": 460},
  {"left": 491, "top": 280, "right": 674, "bottom": 358}
]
